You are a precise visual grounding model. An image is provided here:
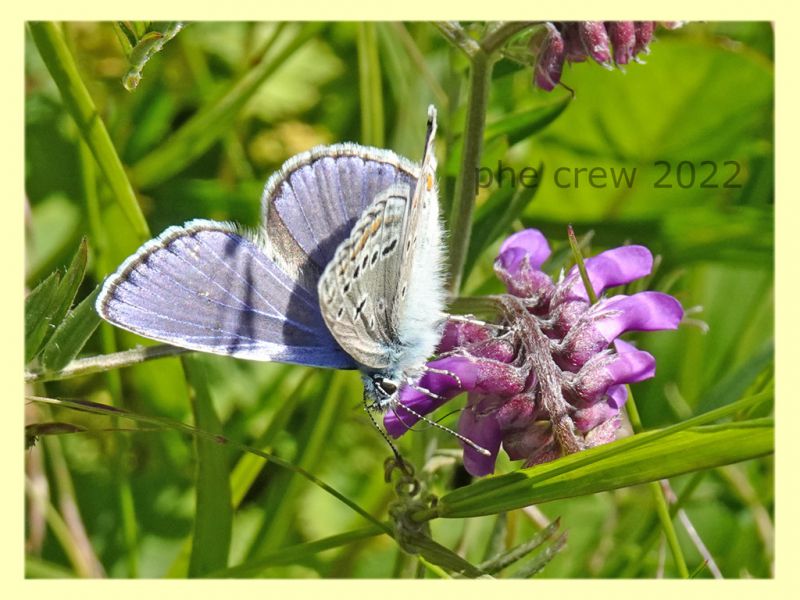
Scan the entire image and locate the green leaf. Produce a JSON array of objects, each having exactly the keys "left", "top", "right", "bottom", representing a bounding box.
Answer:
[
  {"left": 484, "top": 98, "right": 571, "bottom": 146},
  {"left": 446, "top": 99, "right": 571, "bottom": 173},
  {"left": 434, "top": 420, "right": 772, "bottom": 519},
  {"left": 478, "top": 518, "right": 560, "bottom": 574},
  {"left": 510, "top": 532, "right": 567, "bottom": 578},
  {"left": 183, "top": 355, "right": 233, "bottom": 577},
  {"left": 37, "top": 239, "right": 88, "bottom": 350},
  {"left": 406, "top": 532, "right": 488, "bottom": 578},
  {"left": 25, "top": 271, "right": 60, "bottom": 363},
  {"left": 357, "top": 22, "right": 384, "bottom": 147},
  {"left": 39, "top": 286, "right": 101, "bottom": 372}
]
